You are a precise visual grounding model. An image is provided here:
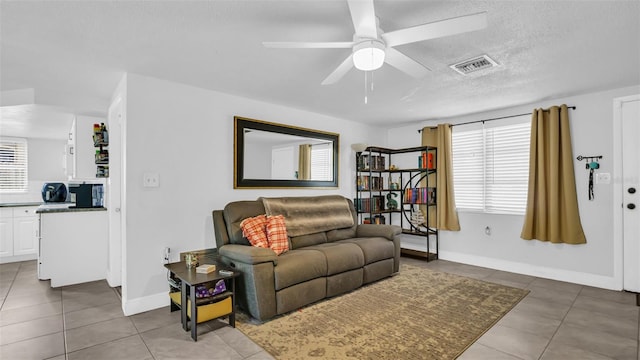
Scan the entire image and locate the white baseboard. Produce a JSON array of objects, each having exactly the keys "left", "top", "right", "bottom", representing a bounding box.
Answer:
[
  {"left": 105, "top": 269, "right": 122, "bottom": 288},
  {"left": 122, "top": 291, "right": 168, "bottom": 316},
  {"left": 438, "top": 251, "right": 622, "bottom": 291},
  {"left": 0, "top": 253, "right": 37, "bottom": 264}
]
